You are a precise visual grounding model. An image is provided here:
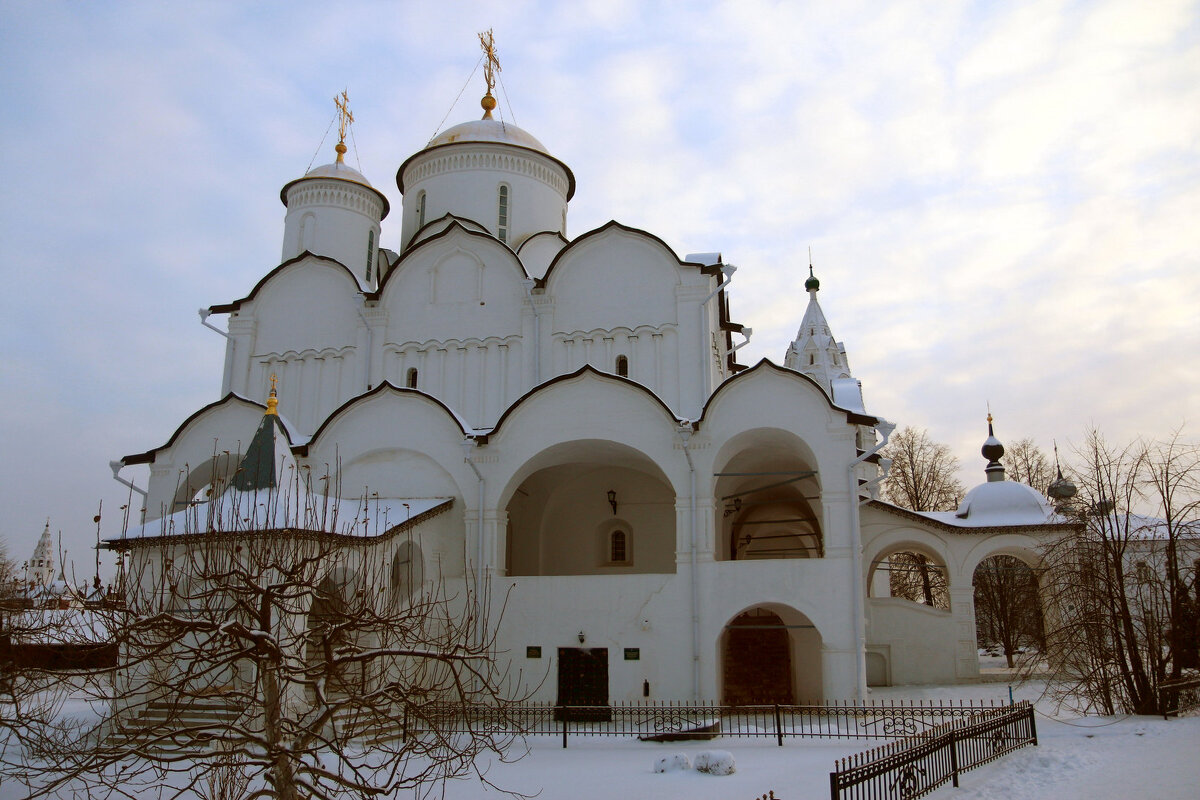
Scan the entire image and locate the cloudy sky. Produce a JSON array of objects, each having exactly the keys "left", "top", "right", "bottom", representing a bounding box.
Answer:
[{"left": 2, "top": 1, "right": 1197, "bottom": 578}]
